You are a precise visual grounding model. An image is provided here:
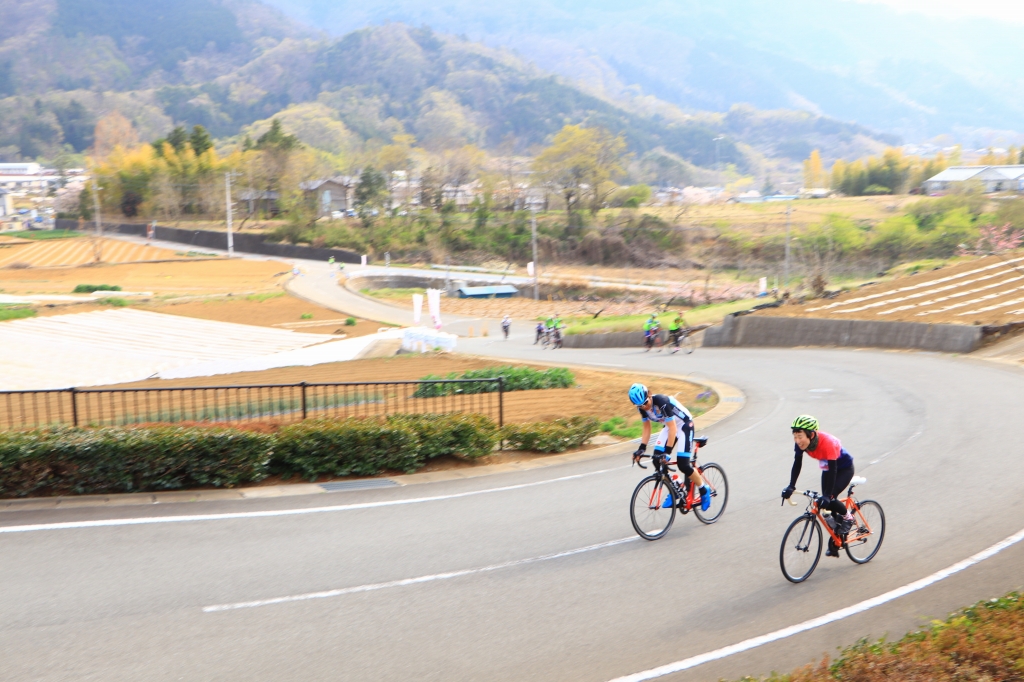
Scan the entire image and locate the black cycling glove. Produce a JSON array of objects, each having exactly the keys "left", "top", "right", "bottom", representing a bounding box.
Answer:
[
  {"left": 781, "top": 486, "right": 795, "bottom": 500},
  {"left": 662, "top": 443, "right": 674, "bottom": 456},
  {"left": 633, "top": 443, "right": 646, "bottom": 457}
]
